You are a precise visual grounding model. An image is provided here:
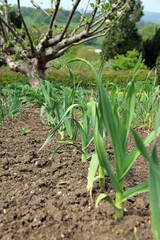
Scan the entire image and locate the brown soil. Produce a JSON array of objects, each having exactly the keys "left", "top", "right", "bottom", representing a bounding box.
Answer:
[{"left": 0, "top": 108, "right": 156, "bottom": 240}]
